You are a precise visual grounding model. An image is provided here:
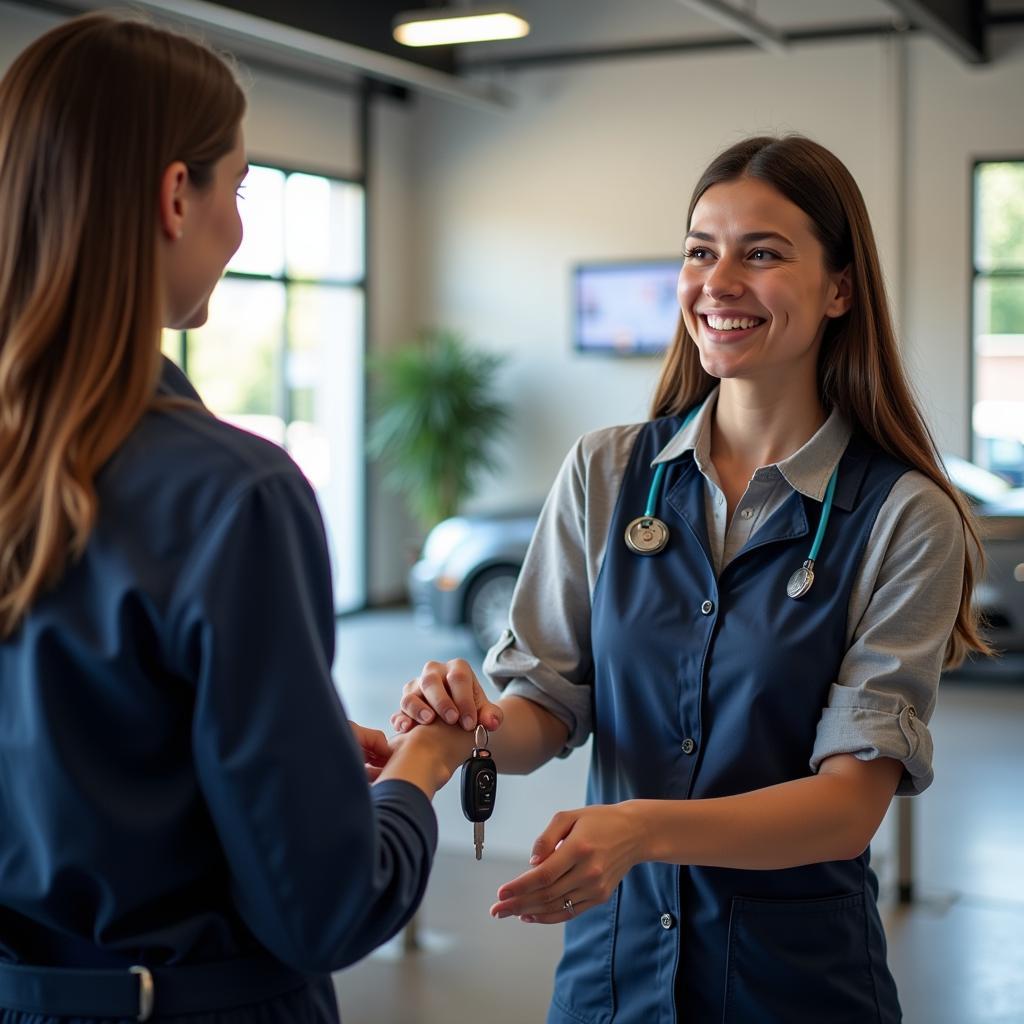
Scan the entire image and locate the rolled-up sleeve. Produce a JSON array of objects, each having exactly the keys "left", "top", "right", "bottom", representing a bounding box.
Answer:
[
  {"left": 483, "top": 425, "right": 641, "bottom": 751},
  {"left": 484, "top": 440, "right": 595, "bottom": 748},
  {"left": 810, "top": 472, "right": 966, "bottom": 795}
]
